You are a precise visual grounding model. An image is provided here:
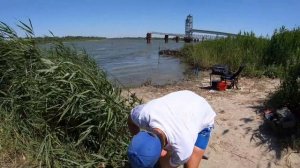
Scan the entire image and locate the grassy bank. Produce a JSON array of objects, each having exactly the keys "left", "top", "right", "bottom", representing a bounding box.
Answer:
[{"left": 0, "top": 21, "right": 140, "bottom": 167}]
